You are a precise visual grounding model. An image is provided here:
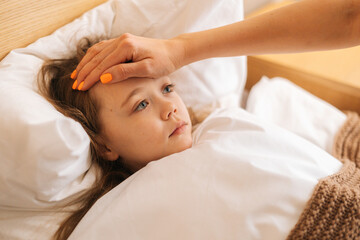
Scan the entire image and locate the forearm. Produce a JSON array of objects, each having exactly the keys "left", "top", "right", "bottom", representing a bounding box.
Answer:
[{"left": 176, "top": 0, "right": 360, "bottom": 65}]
